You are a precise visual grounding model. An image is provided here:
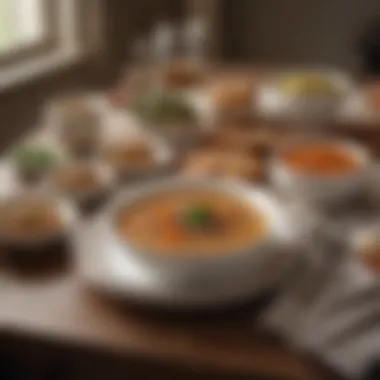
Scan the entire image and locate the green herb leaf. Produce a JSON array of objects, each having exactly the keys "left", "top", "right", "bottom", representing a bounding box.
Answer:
[{"left": 182, "top": 204, "right": 215, "bottom": 230}]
